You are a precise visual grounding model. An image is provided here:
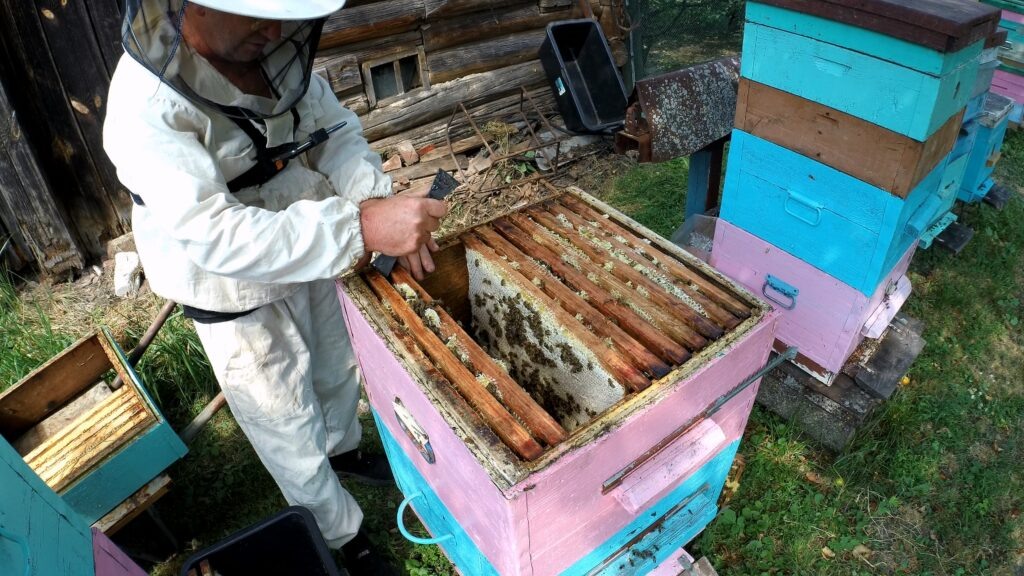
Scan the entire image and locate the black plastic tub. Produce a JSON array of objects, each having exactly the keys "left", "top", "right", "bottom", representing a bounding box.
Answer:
[
  {"left": 179, "top": 506, "right": 344, "bottom": 576},
  {"left": 539, "top": 19, "right": 627, "bottom": 133}
]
